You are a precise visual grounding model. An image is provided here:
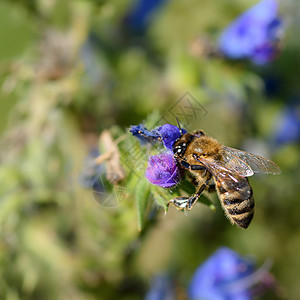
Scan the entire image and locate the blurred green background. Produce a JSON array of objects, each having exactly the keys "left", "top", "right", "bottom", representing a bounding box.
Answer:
[{"left": 0, "top": 0, "right": 300, "bottom": 299}]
